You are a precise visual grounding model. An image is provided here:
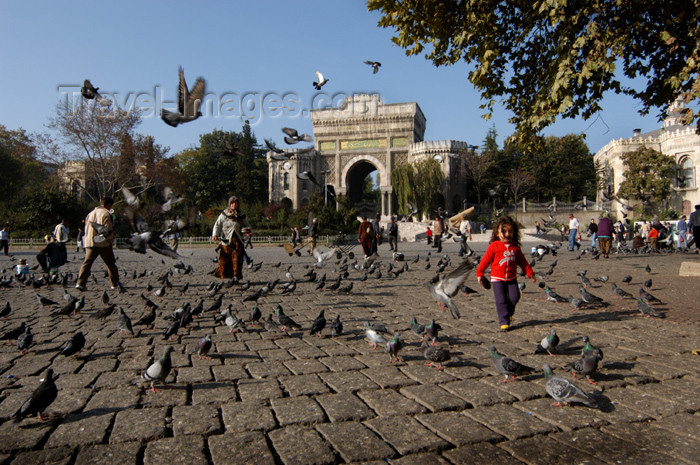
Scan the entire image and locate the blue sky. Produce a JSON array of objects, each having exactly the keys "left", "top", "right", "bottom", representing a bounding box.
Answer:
[{"left": 0, "top": 1, "right": 669, "bottom": 157}]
